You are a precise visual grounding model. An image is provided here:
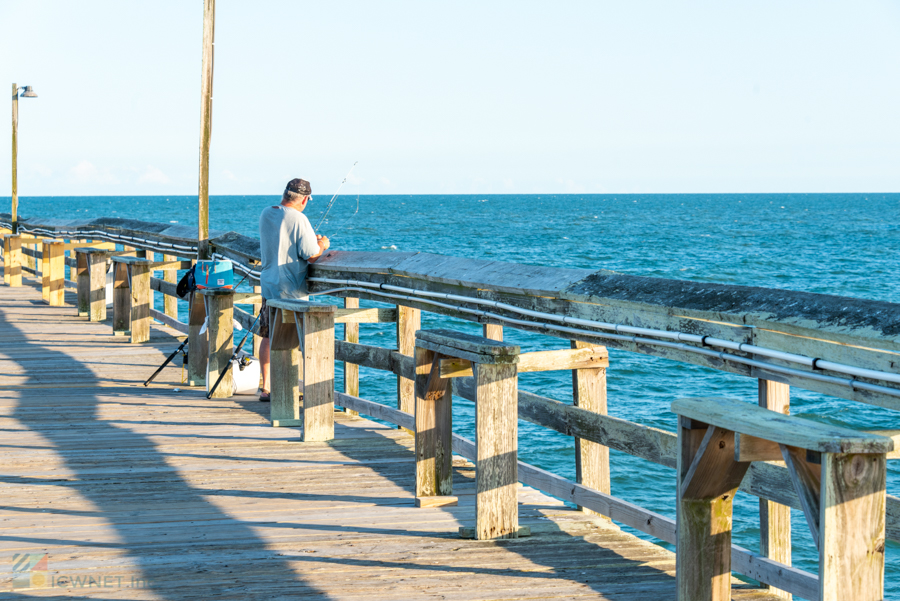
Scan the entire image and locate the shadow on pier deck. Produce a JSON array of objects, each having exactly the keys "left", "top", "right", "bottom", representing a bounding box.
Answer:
[{"left": 0, "top": 281, "right": 780, "bottom": 600}]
